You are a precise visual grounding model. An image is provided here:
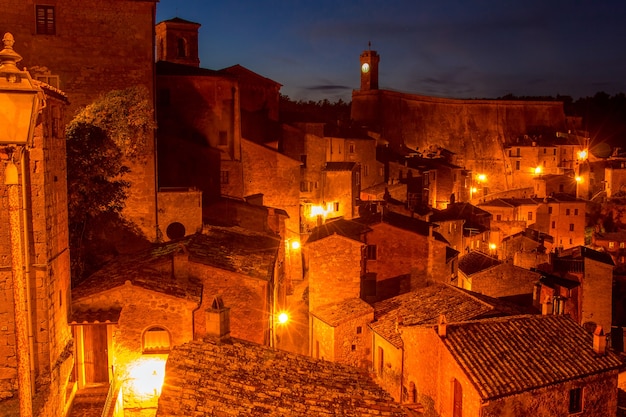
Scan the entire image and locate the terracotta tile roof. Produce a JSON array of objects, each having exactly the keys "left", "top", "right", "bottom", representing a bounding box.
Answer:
[
  {"left": 458, "top": 251, "right": 502, "bottom": 276},
  {"left": 306, "top": 218, "right": 371, "bottom": 244},
  {"left": 157, "top": 337, "right": 410, "bottom": 417},
  {"left": 370, "top": 284, "right": 511, "bottom": 348},
  {"left": 72, "top": 228, "right": 279, "bottom": 301},
  {"left": 69, "top": 308, "right": 122, "bottom": 325},
  {"left": 311, "top": 298, "right": 374, "bottom": 327},
  {"left": 354, "top": 212, "right": 449, "bottom": 244},
  {"left": 558, "top": 246, "right": 614, "bottom": 266},
  {"left": 442, "top": 314, "right": 623, "bottom": 400}
]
